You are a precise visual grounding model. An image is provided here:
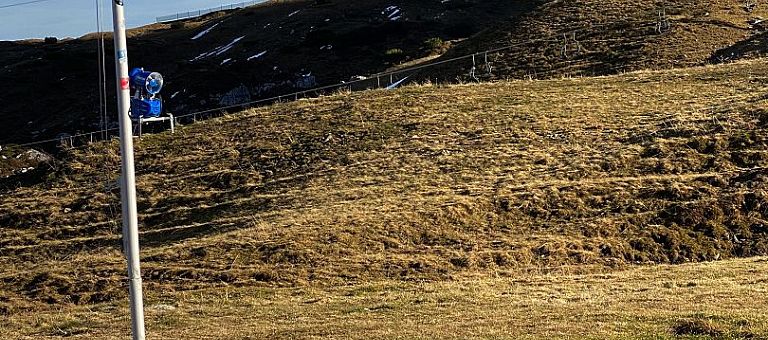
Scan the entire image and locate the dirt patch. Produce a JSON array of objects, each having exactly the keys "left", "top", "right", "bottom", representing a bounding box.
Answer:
[
  {"left": 672, "top": 318, "right": 725, "bottom": 336},
  {"left": 18, "top": 271, "right": 123, "bottom": 306}
]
